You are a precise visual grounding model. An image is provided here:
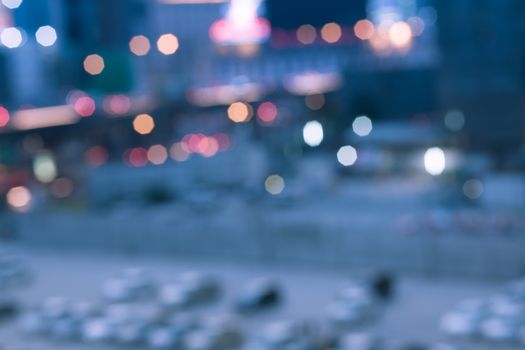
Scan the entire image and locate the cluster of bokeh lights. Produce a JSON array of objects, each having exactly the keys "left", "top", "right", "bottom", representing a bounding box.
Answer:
[
  {"left": 288, "top": 14, "right": 427, "bottom": 53},
  {"left": 120, "top": 133, "right": 230, "bottom": 168},
  {"left": 0, "top": 22, "right": 57, "bottom": 49},
  {"left": 128, "top": 33, "right": 179, "bottom": 56}
]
